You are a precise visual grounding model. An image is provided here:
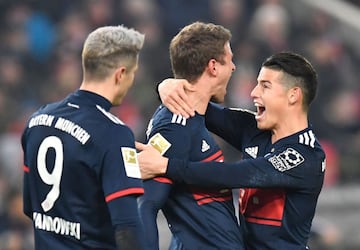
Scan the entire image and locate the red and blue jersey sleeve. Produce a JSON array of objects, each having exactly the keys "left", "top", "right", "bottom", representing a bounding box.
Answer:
[
  {"left": 138, "top": 109, "right": 192, "bottom": 249},
  {"left": 167, "top": 143, "right": 324, "bottom": 189},
  {"left": 100, "top": 125, "right": 144, "bottom": 203}
]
